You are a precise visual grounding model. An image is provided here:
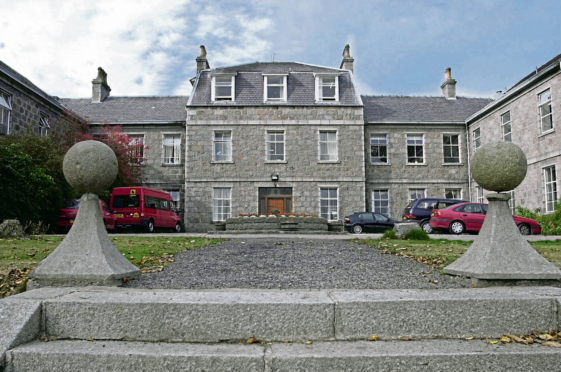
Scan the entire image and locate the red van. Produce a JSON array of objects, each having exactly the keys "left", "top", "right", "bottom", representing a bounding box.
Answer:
[
  {"left": 58, "top": 199, "right": 116, "bottom": 233},
  {"left": 110, "top": 187, "right": 181, "bottom": 233}
]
